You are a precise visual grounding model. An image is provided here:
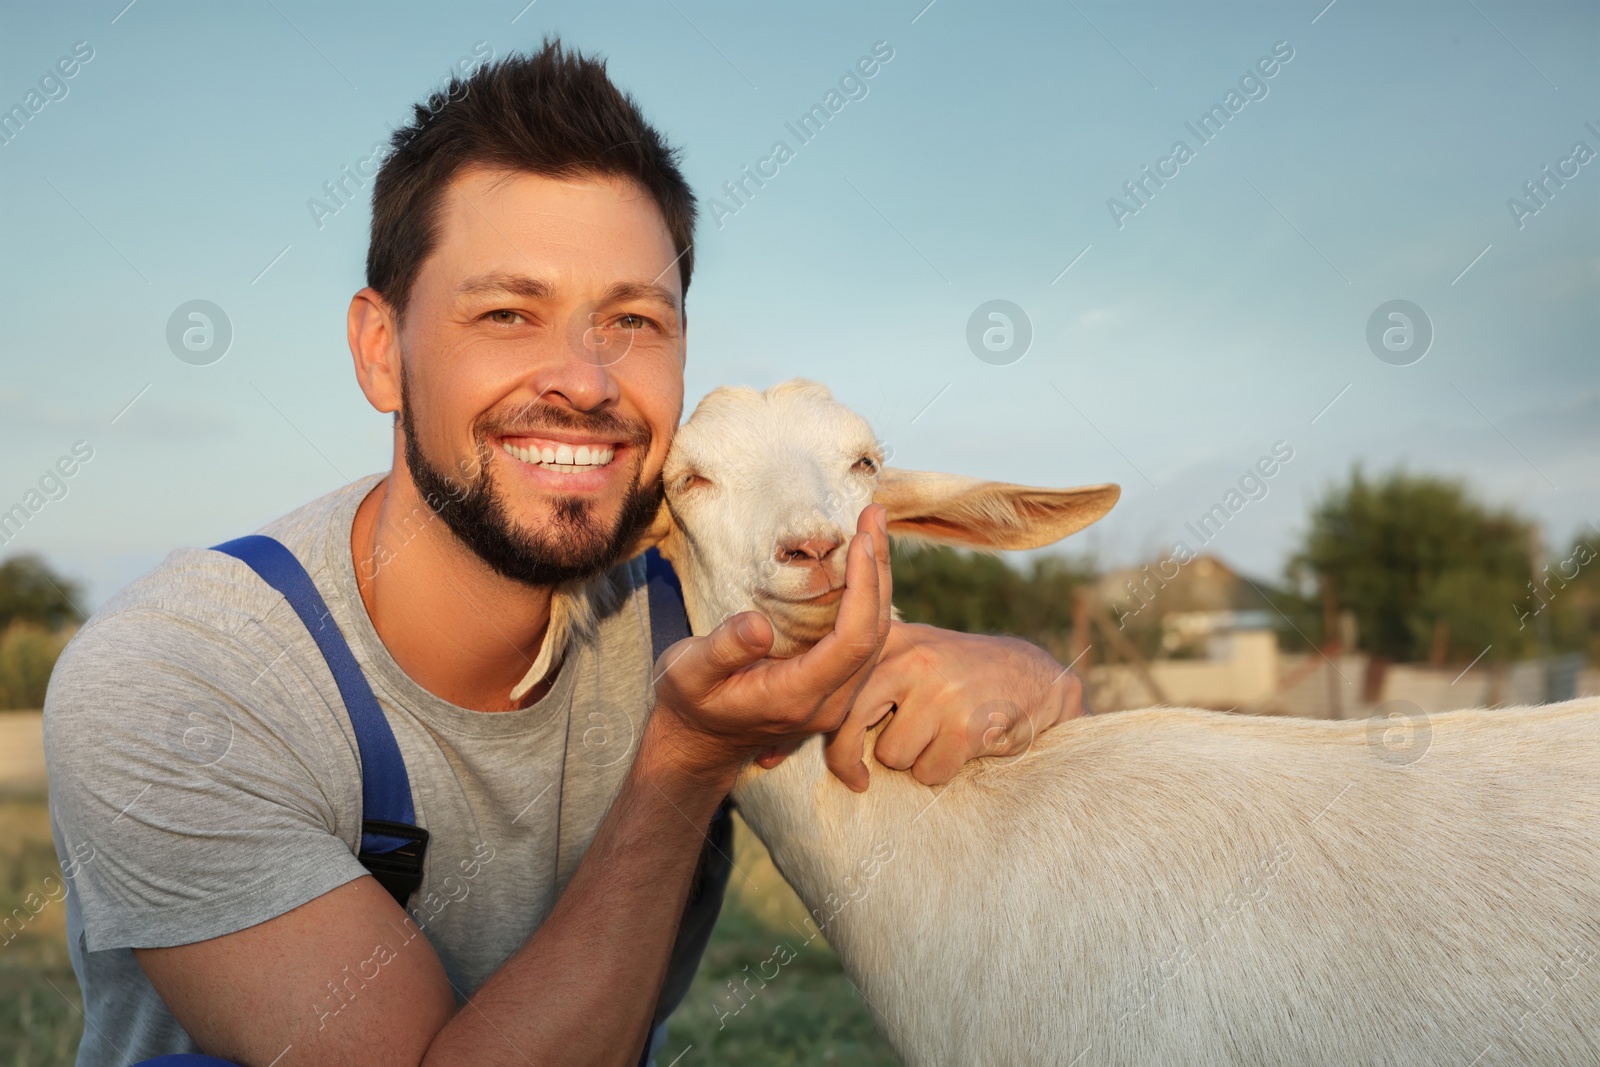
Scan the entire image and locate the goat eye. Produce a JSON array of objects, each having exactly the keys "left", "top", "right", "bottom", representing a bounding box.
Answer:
[
  {"left": 852, "top": 456, "right": 878, "bottom": 474},
  {"left": 677, "top": 472, "right": 711, "bottom": 492}
]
